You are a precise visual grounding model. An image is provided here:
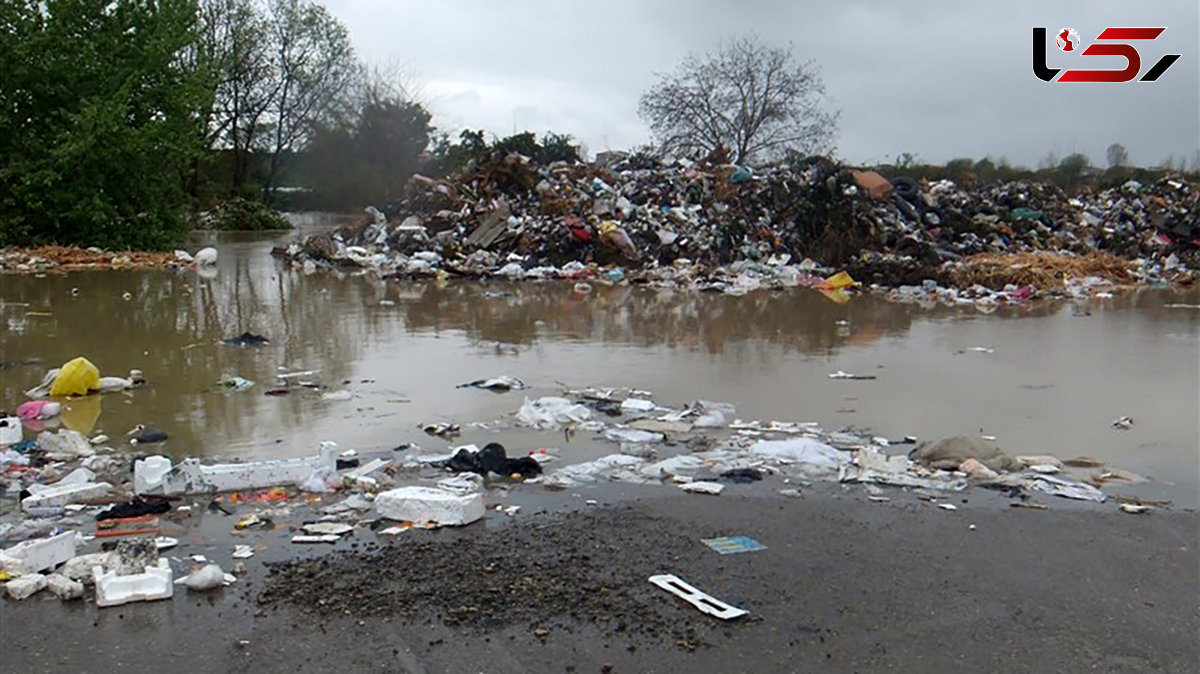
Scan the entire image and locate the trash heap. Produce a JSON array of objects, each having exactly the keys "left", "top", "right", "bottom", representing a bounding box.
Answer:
[{"left": 277, "top": 154, "right": 1199, "bottom": 299}]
